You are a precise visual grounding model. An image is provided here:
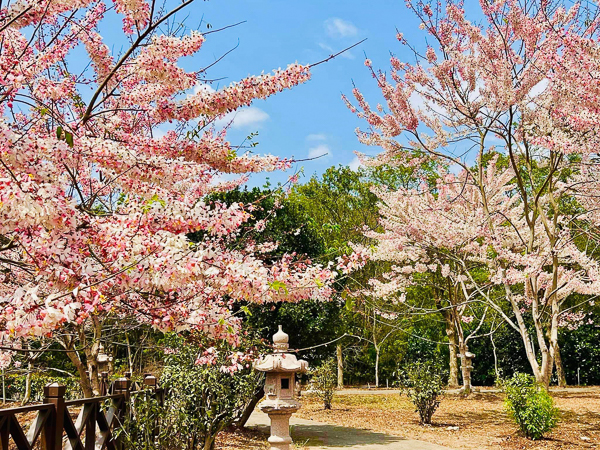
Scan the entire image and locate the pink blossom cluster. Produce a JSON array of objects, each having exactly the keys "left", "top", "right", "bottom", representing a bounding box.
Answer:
[
  {"left": 0, "top": 0, "right": 337, "bottom": 349},
  {"left": 0, "top": 350, "right": 14, "bottom": 369}
]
